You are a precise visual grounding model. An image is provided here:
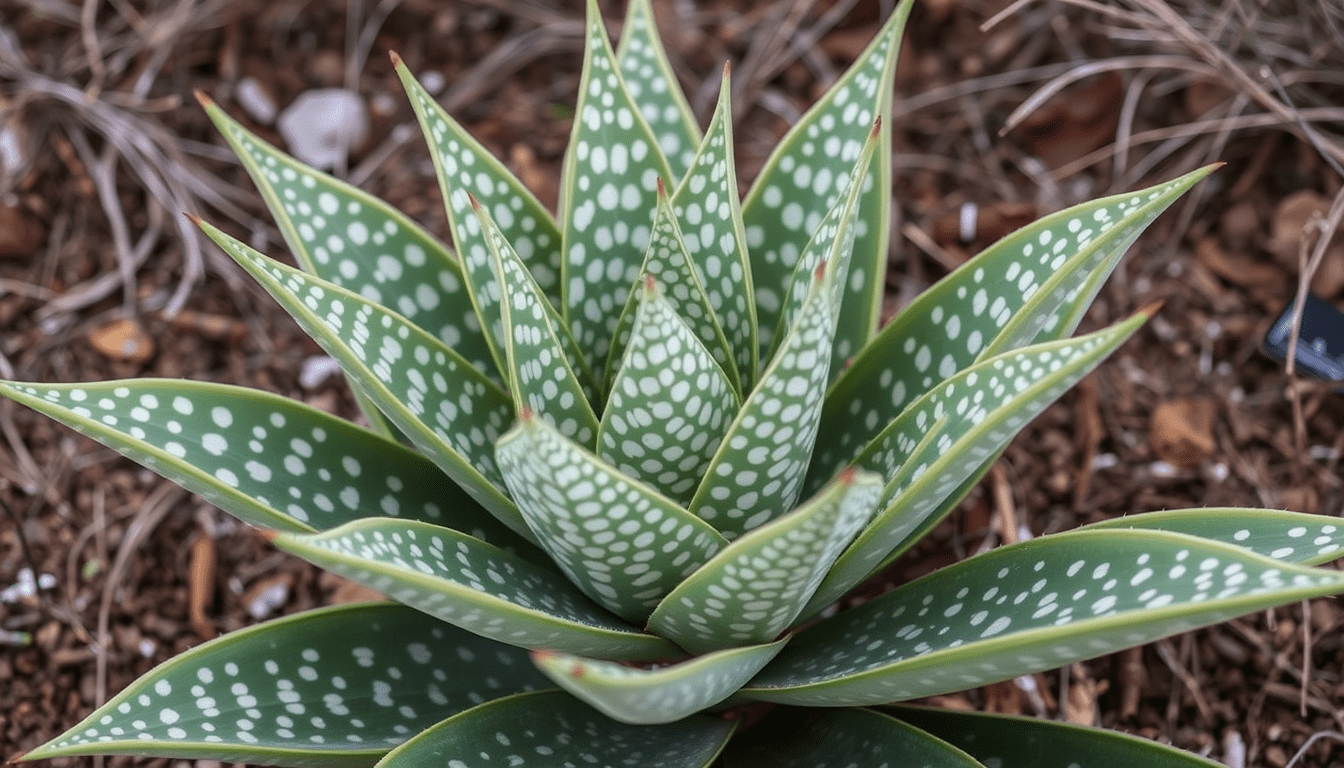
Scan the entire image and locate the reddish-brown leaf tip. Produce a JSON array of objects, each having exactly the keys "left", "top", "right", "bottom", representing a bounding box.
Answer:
[
  {"left": 836, "top": 467, "right": 858, "bottom": 484},
  {"left": 869, "top": 116, "right": 882, "bottom": 140},
  {"left": 388, "top": 50, "right": 404, "bottom": 68},
  {"left": 655, "top": 176, "right": 666, "bottom": 197},
  {"left": 1135, "top": 300, "right": 1165, "bottom": 319},
  {"left": 814, "top": 259, "right": 828, "bottom": 282},
  {"left": 193, "top": 89, "right": 214, "bottom": 108},
  {"left": 257, "top": 529, "right": 280, "bottom": 544},
  {"left": 467, "top": 192, "right": 481, "bottom": 211}
]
